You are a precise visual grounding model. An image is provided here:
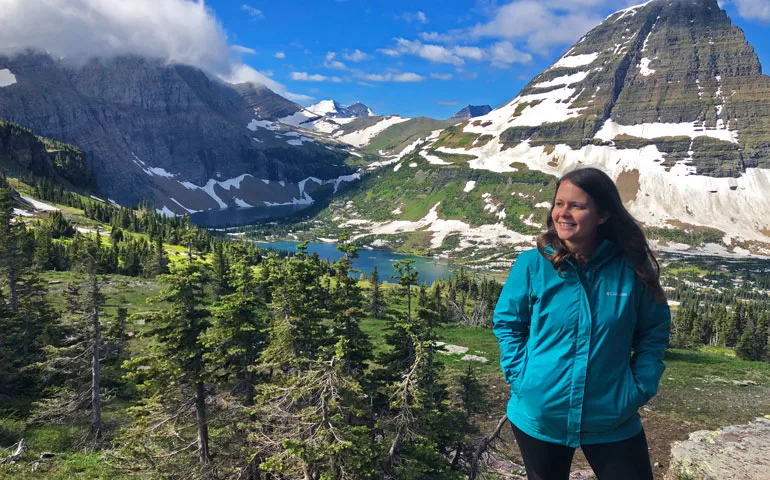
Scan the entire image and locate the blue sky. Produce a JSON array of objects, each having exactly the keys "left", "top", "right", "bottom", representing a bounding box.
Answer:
[
  {"left": 209, "top": 0, "right": 770, "bottom": 118},
  {"left": 1, "top": 0, "right": 768, "bottom": 119}
]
